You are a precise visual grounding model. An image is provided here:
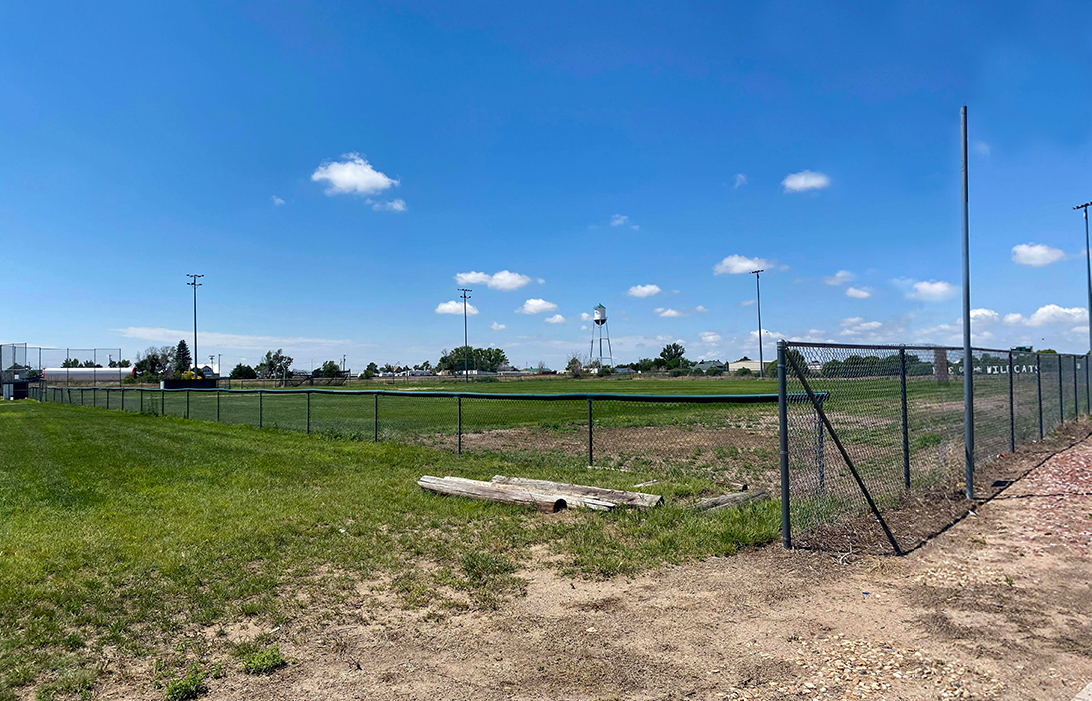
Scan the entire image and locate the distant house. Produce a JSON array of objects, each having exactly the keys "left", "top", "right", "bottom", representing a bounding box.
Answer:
[
  {"left": 692, "top": 360, "right": 725, "bottom": 373},
  {"left": 613, "top": 366, "right": 636, "bottom": 374},
  {"left": 200, "top": 365, "right": 218, "bottom": 377}
]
